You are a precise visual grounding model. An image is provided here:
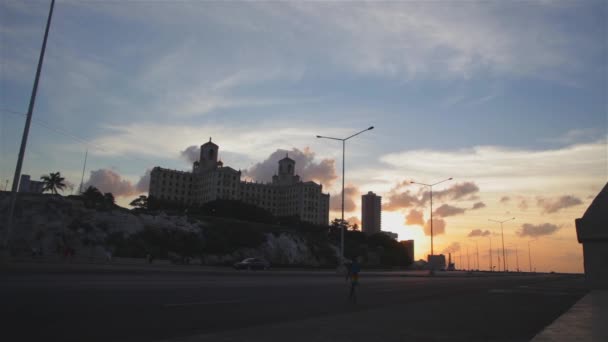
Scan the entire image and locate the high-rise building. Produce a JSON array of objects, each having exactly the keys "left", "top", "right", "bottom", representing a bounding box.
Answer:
[
  {"left": 361, "top": 191, "right": 381, "bottom": 234},
  {"left": 148, "top": 139, "right": 330, "bottom": 225}
]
